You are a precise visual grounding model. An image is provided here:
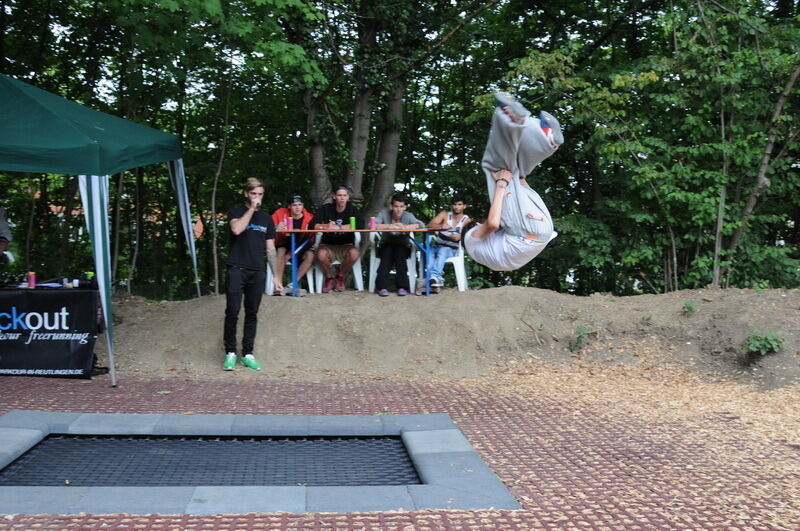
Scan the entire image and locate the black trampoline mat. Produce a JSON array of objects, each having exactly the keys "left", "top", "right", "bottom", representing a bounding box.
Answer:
[{"left": 0, "top": 435, "right": 421, "bottom": 487}]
